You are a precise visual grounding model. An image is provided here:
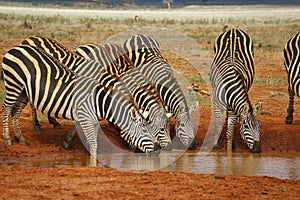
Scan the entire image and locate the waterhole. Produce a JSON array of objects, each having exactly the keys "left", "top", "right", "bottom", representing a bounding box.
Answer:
[{"left": 7, "top": 151, "right": 300, "bottom": 180}]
